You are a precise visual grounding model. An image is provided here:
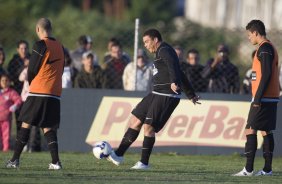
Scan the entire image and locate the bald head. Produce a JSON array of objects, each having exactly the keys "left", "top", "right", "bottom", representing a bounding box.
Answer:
[{"left": 37, "top": 18, "right": 52, "bottom": 33}]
